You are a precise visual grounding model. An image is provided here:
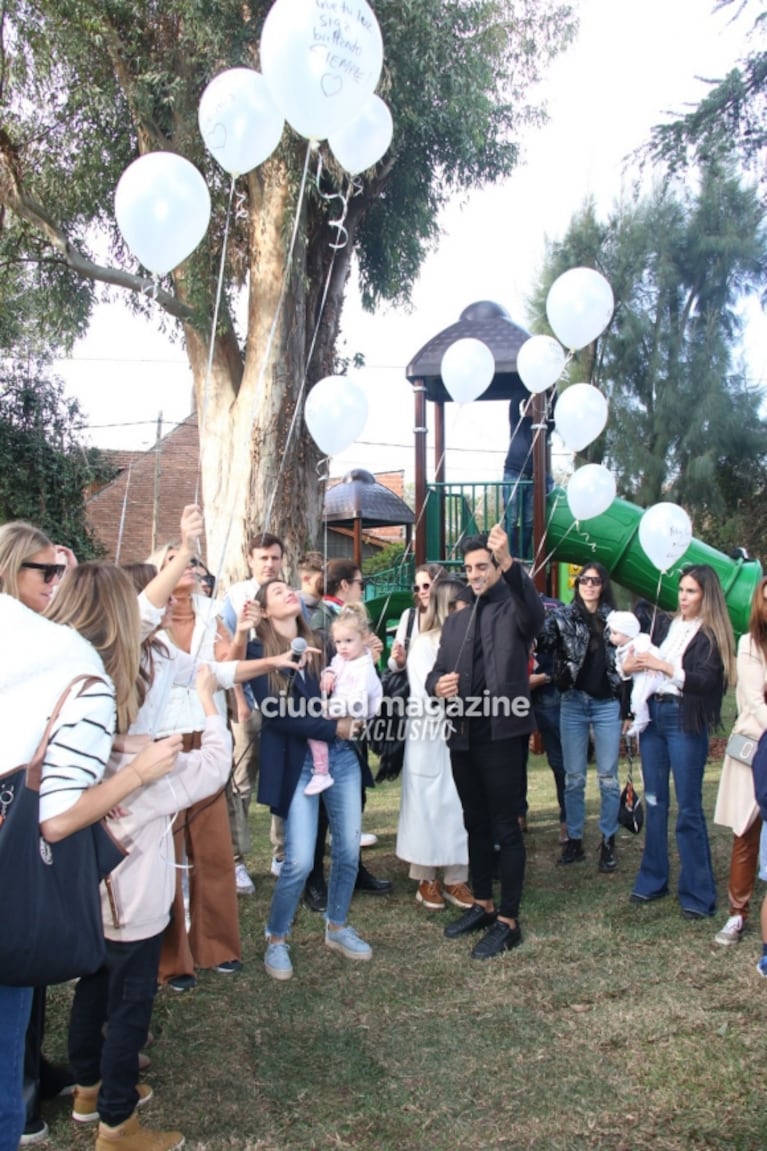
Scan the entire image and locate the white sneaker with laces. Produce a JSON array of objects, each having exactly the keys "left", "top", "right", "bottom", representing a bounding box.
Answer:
[
  {"left": 714, "top": 913, "right": 744, "bottom": 945},
  {"left": 235, "top": 862, "right": 255, "bottom": 895}
]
